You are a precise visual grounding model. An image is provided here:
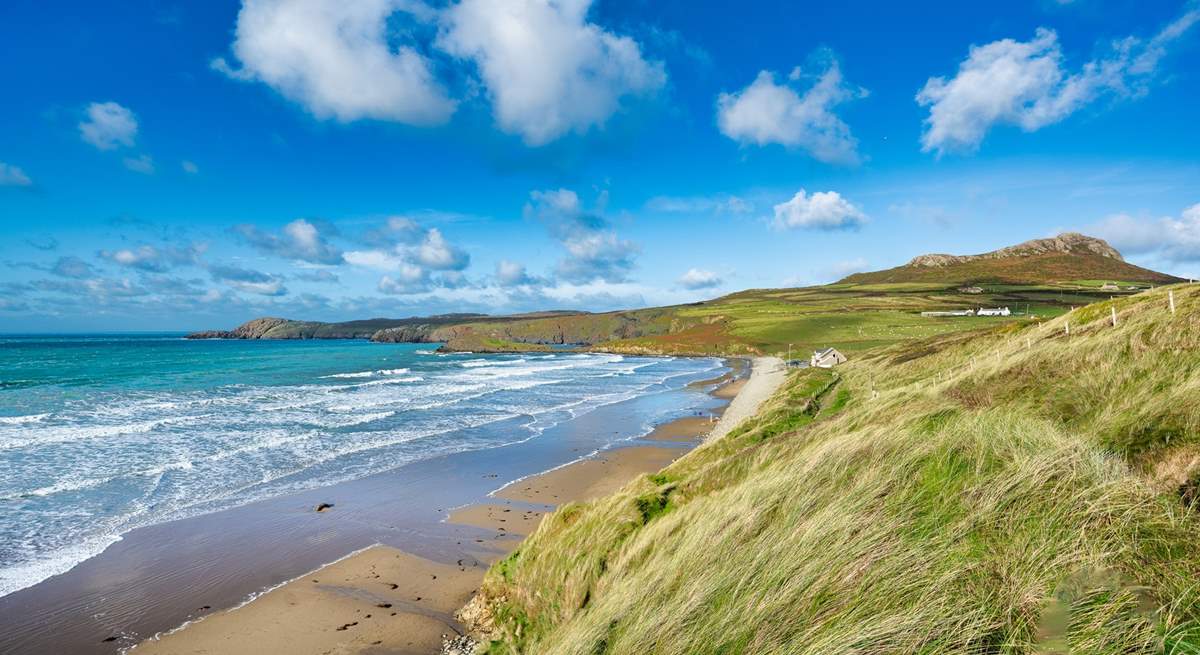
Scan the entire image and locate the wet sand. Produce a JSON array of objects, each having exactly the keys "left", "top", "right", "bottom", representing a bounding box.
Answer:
[{"left": 129, "top": 358, "right": 766, "bottom": 655}]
